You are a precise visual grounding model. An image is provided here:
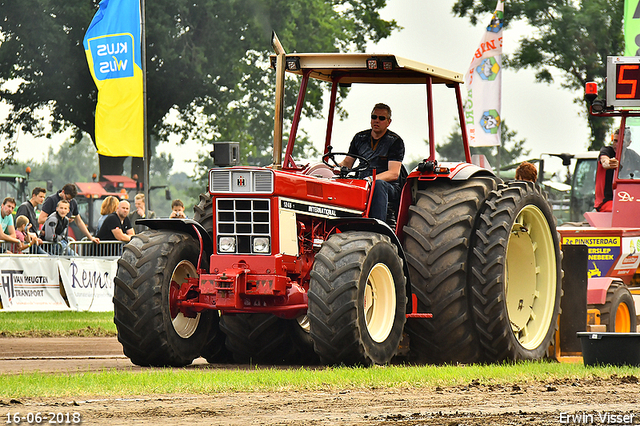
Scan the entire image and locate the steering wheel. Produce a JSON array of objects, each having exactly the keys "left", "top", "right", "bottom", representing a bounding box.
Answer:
[{"left": 322, "top": 151, "right": 370, "bottom": 178}]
